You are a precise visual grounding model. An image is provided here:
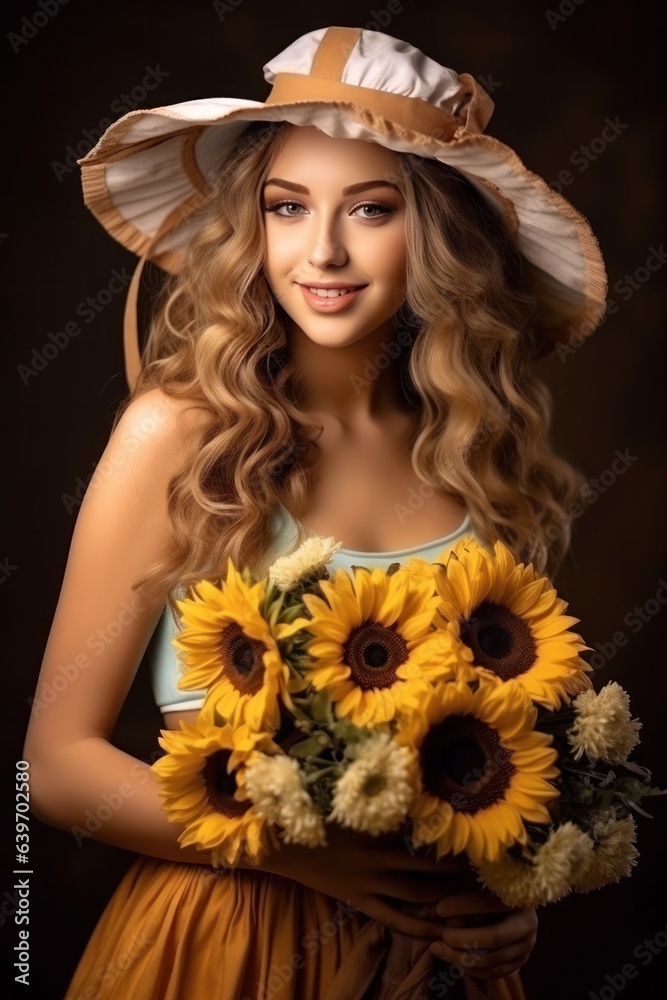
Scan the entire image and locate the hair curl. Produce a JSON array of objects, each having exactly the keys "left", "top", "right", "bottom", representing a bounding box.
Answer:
[{"left": 108, "top": 120, "right": 586, "bottom": 617}]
